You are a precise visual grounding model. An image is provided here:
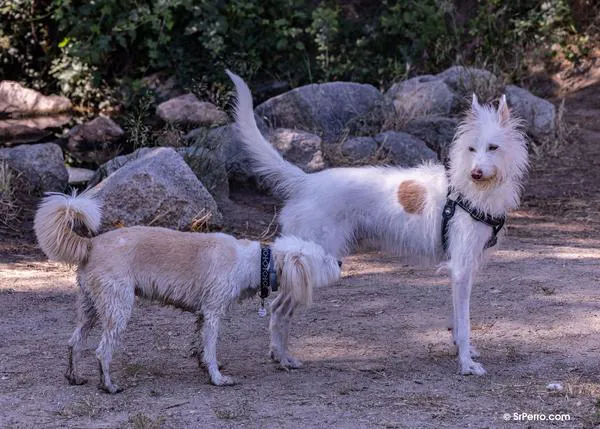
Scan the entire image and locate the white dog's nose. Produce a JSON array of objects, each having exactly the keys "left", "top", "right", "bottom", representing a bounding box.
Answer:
[{"left": 471, "top": 169, "right": 483, "bottom": 180}]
